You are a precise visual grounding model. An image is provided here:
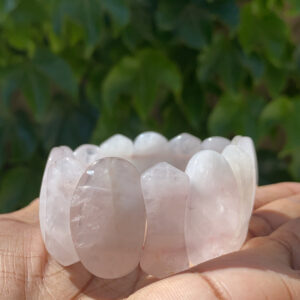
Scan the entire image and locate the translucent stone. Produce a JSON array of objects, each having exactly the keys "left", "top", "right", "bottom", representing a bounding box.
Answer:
[
  {"left": 39, "top": 146, "right": 73, "bottom": 240},
  {"left": 44, "top": 153, "right": 85, "bottom": 266},
  {"left": 99, "top": 134, "right": 133, "bottom": 161},
  {"left": 132, "top": 131, "right": 168, "bottom": 172},
  {"left": 168, "top": 133, "right": 202, "bottom": 171},
  {"left": 222, "top": 145, "right": 256, "bottom": 243},
  {"left": 231, "top": 135, "right": 258, "bottom": 183},
  {"left": 140, "top": 162, "right": 189, "bottom": 278},
  {"left": 74, "top": 144, "right": 101, "bottom": 166},
  {"left": 185, "top": 150, "right": 241, "bottom": 266},
  {"left": 70, "top": 158, "right": 145, "bottom": 279},
  {"left": 201, "top": 136, "right": 230, "bottom": 153}
]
